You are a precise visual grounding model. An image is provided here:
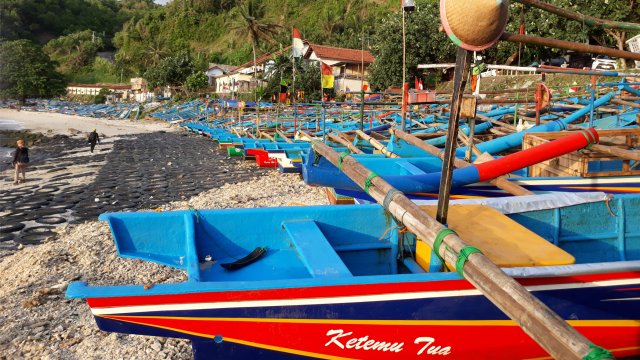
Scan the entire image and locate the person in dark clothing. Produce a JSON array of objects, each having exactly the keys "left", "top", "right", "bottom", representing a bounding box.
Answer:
[
  {"left": 12, "top": 140, "right": 29, "bottom": 185},
  {"left": 88, "top": 128, "right": 100, "bottom": 153}
]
